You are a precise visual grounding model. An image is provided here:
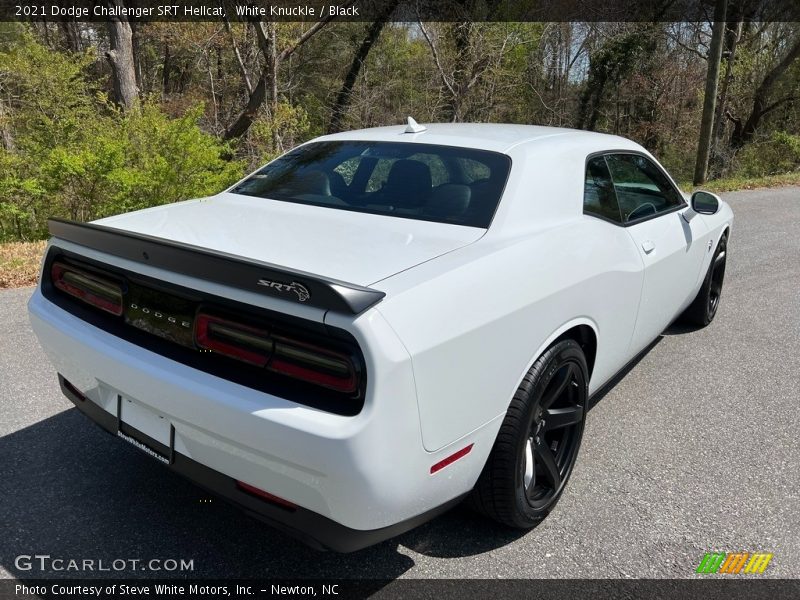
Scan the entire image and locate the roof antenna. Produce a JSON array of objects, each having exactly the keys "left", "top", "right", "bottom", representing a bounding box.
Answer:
[{"left": 404, "top": 116, "right": 427, "bottom": 134}]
